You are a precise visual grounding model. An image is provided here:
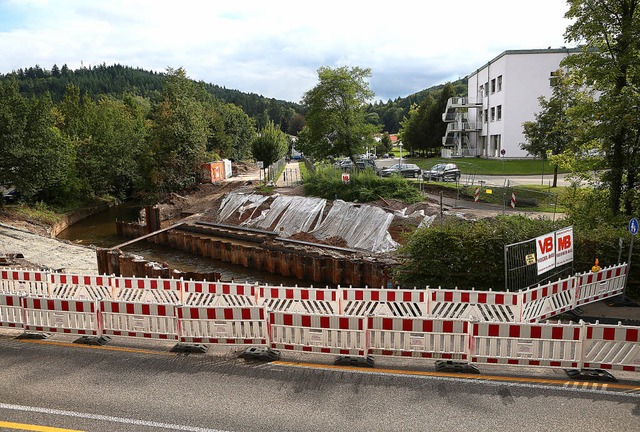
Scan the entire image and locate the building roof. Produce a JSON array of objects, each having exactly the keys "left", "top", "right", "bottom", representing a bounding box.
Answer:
[{"left": 466, "top": 47, "right": 582, "bottom": 79}]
